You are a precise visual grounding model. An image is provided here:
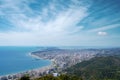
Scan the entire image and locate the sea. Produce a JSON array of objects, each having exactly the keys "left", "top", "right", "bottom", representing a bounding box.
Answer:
[
  {"left": 0, "top": 46, "right": 51, "bottom": 76},
  {"left": 0, "top": 46, "right": 116, "bottom": 76}
]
